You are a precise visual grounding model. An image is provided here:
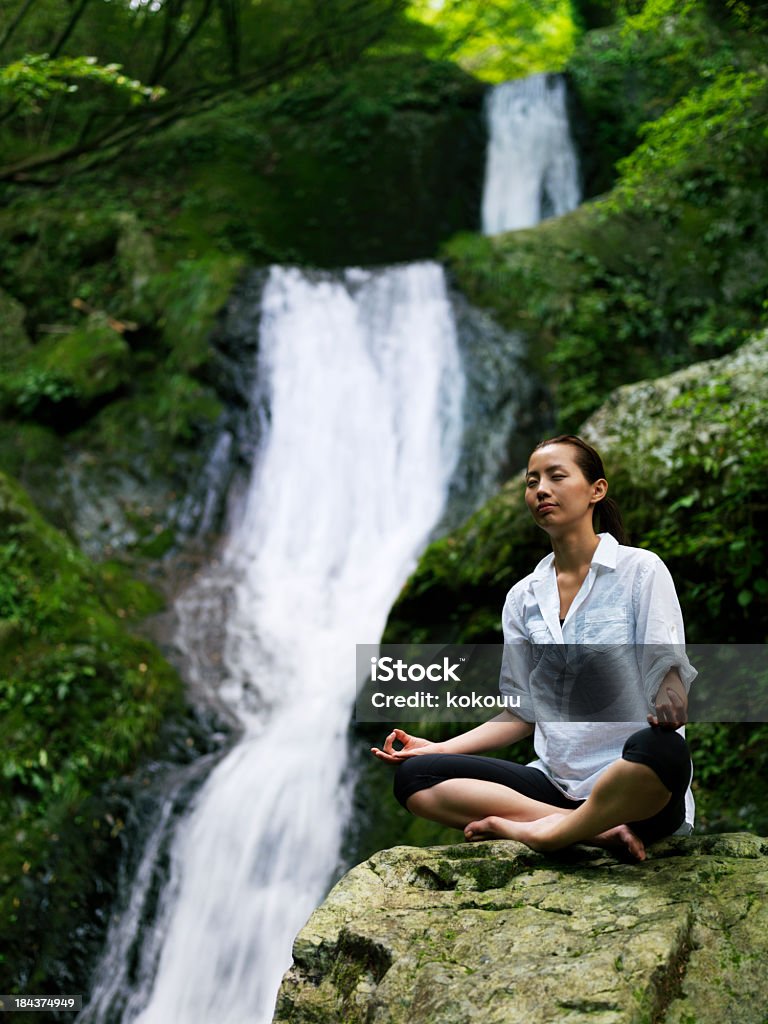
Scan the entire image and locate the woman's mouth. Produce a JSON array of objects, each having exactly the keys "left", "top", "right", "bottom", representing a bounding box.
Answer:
[{"left": 537, "top": 503, "right": 556, "bottom": 513}]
